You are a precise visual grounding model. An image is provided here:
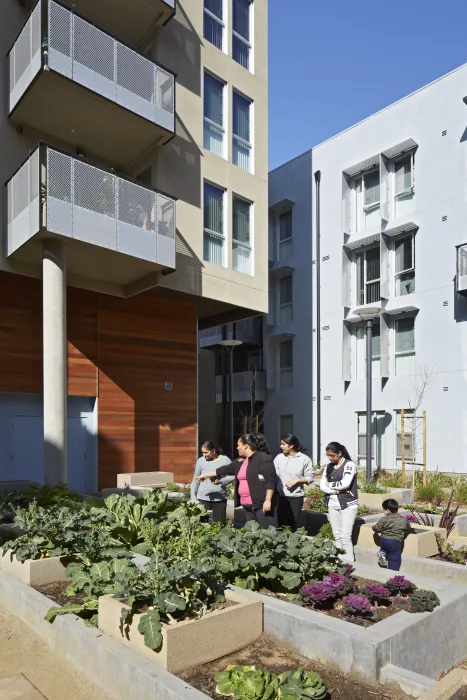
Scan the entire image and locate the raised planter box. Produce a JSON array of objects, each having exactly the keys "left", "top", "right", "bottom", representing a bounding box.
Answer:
[
  {"left": 0, "top": 550, "right": 70, "bottom": 586},
  {"left": 98, "top": 588, "right": 262, "bottom": 674},
  {"left": 357, "top": 523, "right": 446, "bottom": 558},
  {"left": 116, "top": 472, "right": 173, "bottom": 489},
  {"left": 0, "top": 480, "right": 38, "bottom": 493},
  {"left": 358, "top": 487, "right": 414, "bottom": 509}
]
